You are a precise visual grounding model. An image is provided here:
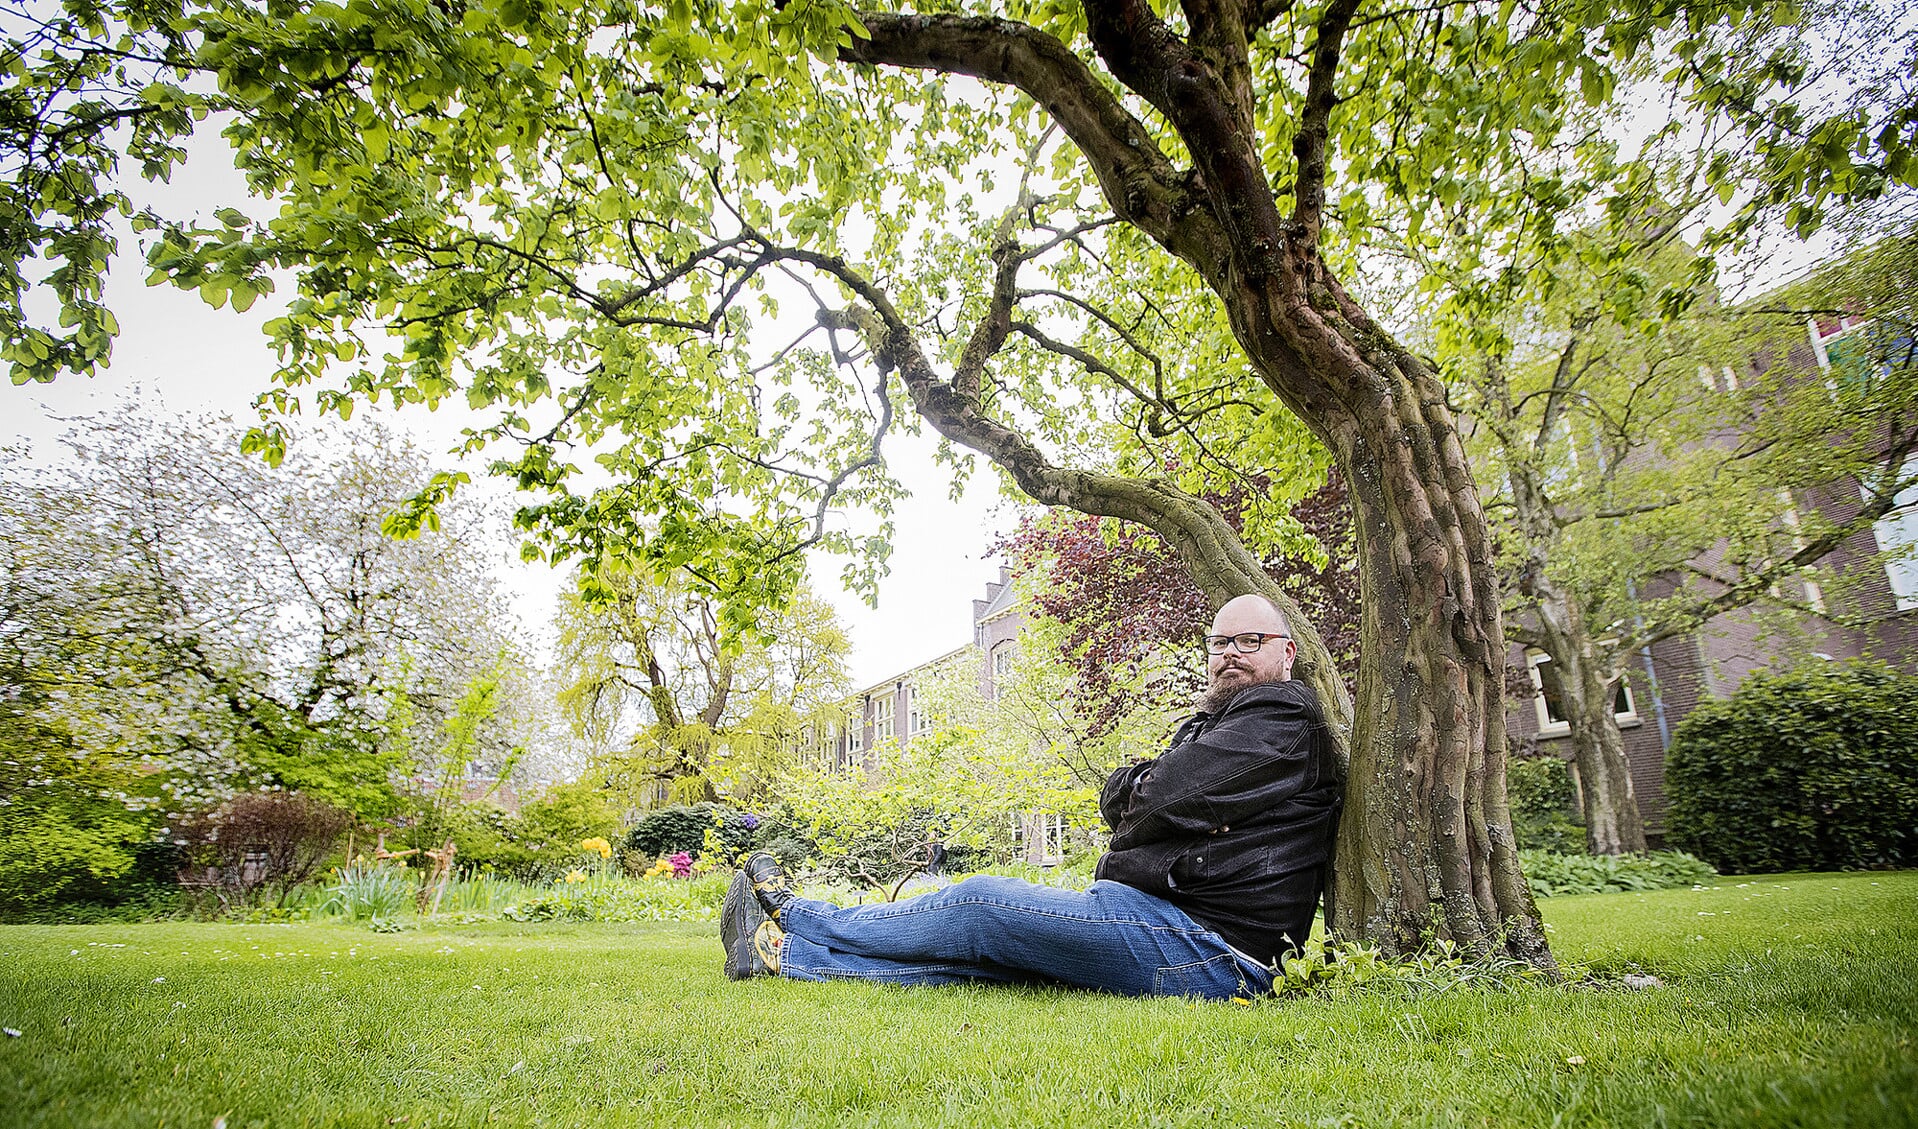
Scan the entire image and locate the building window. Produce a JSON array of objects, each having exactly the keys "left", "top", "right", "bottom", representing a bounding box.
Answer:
[
  {"left": 1038, "top": 813, "right": 1066, "bottom": 864},
  {"left": 906, "top": 685, "right": 930, "bottom": 735},
  {"left": 808, "top": 721, "right": 839, "bottom": 771},
  {"left": 849, "top": 706, "right": 864, "bottom": 756},
  {"left": 1872, "top": 457, "right": 1918, "bottom": 612},
  {"left": 1012, "top": 812, "right": 1068, "bottom": 865},
  {"left": 873, "top": 690, "right": 895, "bottom": 743},
  {"left": 987, "top": 642, "right": 1015, "bottom": 700},
  {"left": 1527, "top": 651, "right": 1637, "bottom": 737}
]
